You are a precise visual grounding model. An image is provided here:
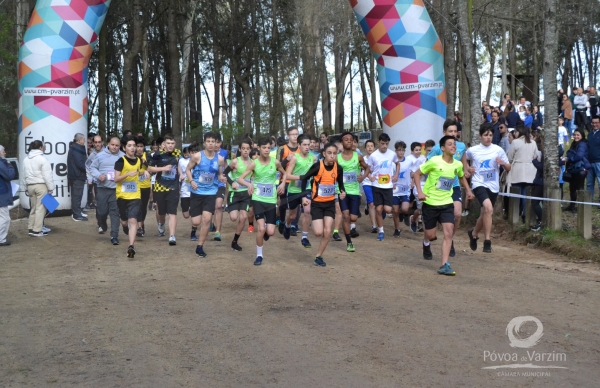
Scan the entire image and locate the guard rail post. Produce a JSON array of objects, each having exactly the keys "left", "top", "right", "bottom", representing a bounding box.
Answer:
[{"left": 577, "top": 190, "right": 592, "bottom": 239}]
